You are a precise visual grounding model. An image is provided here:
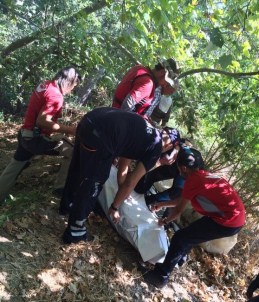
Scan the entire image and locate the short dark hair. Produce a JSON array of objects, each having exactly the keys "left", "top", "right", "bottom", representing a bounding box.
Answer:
[
  {"left": 53, "top": 66, "right": 81, "bottom": 92},
  {"left": 154, "top": 58, "right": 179, "bottom": 74}
]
